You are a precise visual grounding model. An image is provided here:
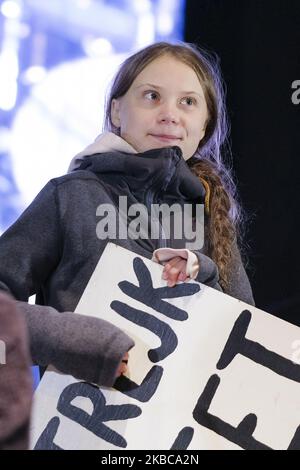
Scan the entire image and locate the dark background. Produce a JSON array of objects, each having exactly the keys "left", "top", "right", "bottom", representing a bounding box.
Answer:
[{"left": 184, "top": 0, "right": 300, "bottom": 325}]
